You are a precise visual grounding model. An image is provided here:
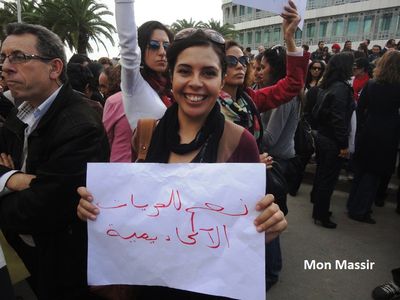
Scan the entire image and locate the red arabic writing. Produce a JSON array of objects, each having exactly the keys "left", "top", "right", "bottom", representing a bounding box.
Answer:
[{"left": 99, "top": 189, "right": 248, "bottom": 249}]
